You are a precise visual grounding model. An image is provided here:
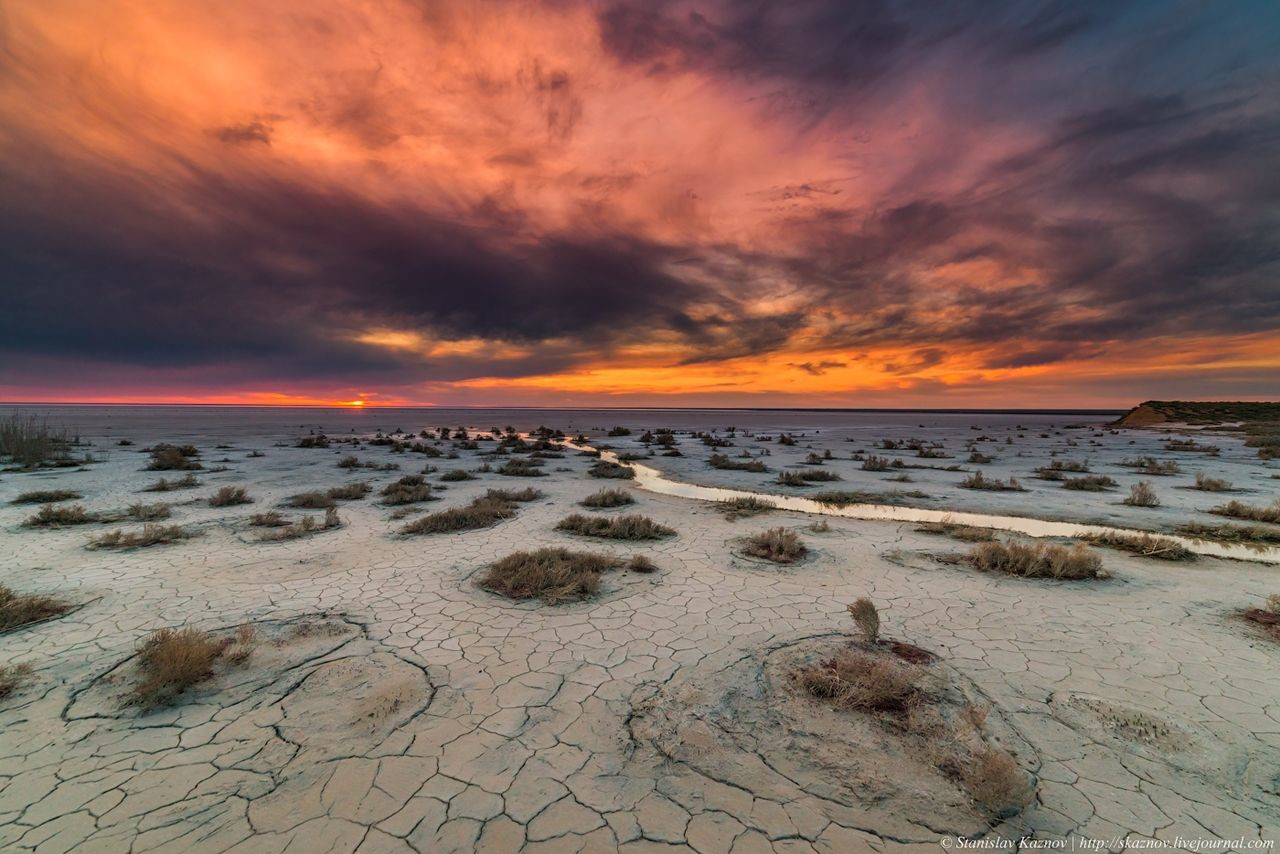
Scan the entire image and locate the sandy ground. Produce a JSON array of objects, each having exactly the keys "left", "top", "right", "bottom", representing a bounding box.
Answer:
[{"left": 0, "top": 422, "right": 1278, "bottom": 853}]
